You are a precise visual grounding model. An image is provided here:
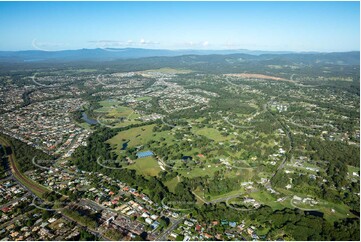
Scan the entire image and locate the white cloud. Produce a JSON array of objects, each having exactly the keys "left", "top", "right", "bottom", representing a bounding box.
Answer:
[
  {"left": 139, "top": 38, "right": 159, "bottom": 45},
  {"left": 32, "top": 39, "right": 69, "bottom": 51},
  {"left": 89, "top": 39, "right": 159, "bottom": 48},
  {"left": 183, "top": 40, "right": 210, "bottom": 48}
]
